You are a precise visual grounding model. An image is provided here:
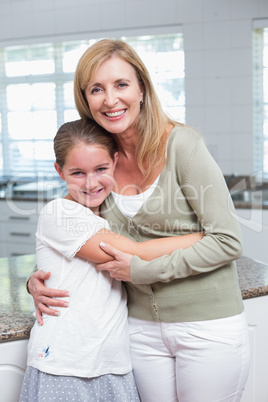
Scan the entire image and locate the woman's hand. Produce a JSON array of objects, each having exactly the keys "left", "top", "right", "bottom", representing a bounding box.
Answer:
[
  {"left": 28, "top": 271, "right": 69, "bottom": 325},
  {"left": 95, "top": 242, "right": 133, "bottom": 282}
]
